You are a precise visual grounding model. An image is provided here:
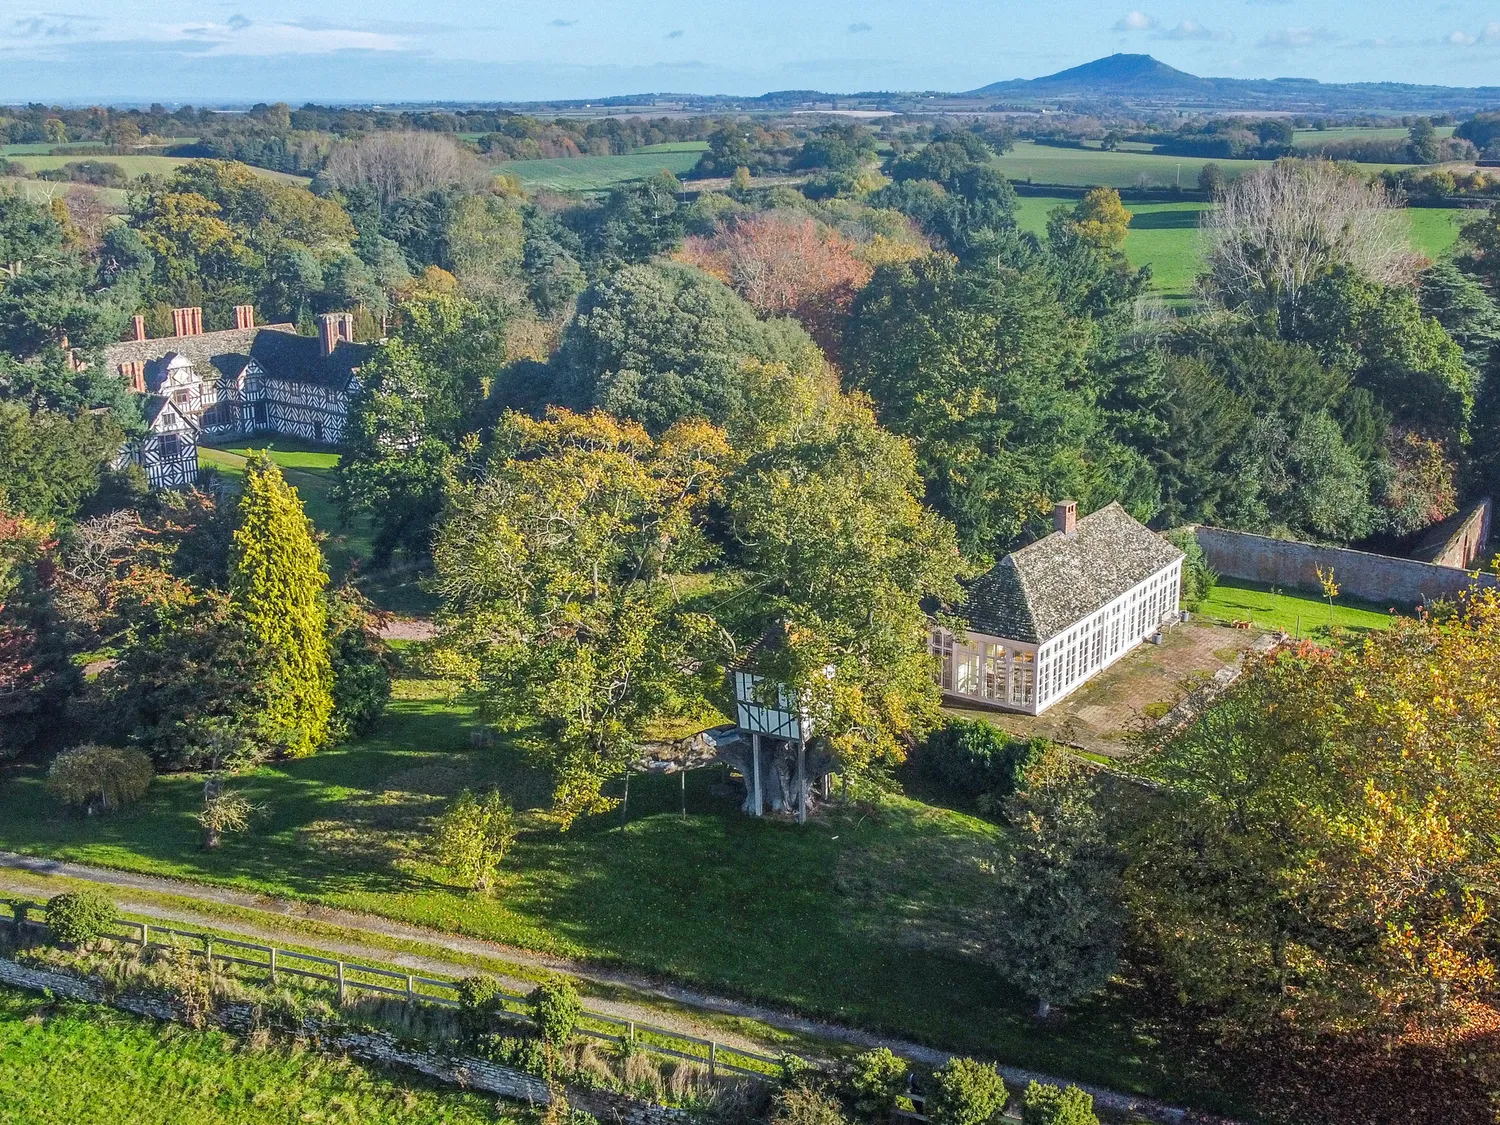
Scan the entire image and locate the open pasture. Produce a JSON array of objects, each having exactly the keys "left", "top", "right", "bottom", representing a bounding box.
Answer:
[
  {"left": 500, "top": 150, "right": 704, "bottom": 191},
  {"left": 6, "top": 153, "right": 309, "bottom": 184}
]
